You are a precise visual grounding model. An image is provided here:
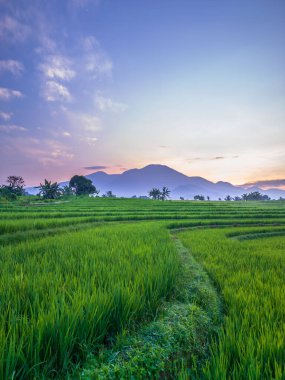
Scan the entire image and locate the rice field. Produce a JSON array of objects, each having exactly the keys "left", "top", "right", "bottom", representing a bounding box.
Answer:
[
  {"left": 178, "top": 227, "right": 285, "bottom": 379},
  {"left": 0, "top": 197, "right": 284, "bottom": 379}
]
